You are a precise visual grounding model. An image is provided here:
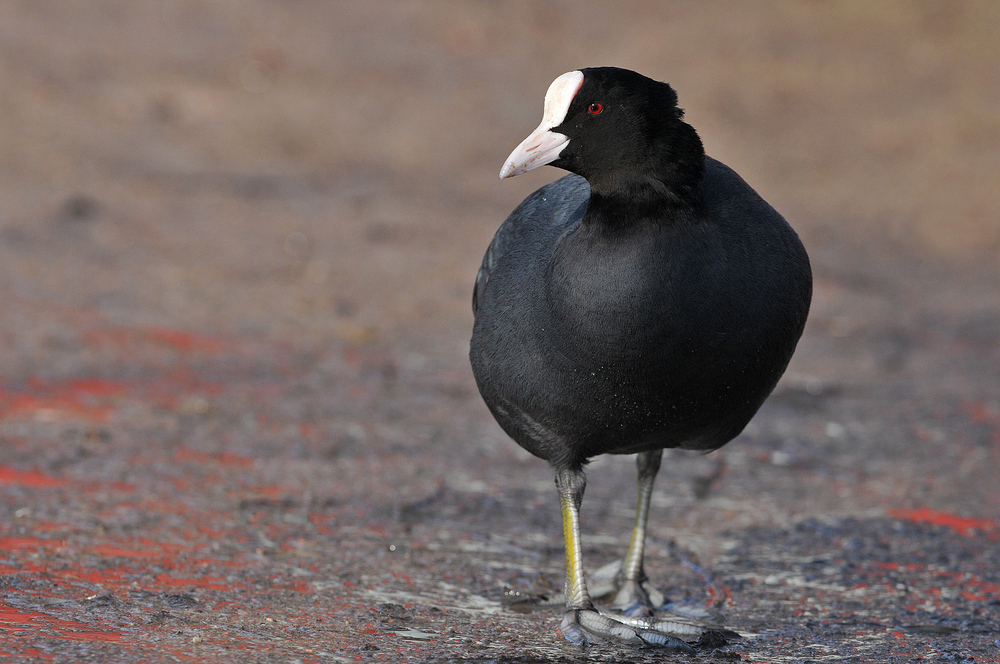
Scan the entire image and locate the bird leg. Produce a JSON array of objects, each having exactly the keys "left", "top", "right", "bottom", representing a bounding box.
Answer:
[
  {"left": 555, "top": 465, "right": 693, "bottom": 651},
  {"left": 555, "top": 467, "right": 591, "bottom": 612},
  {"left": 611, "top": 449, "right": 663, "bottom": 616}
]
